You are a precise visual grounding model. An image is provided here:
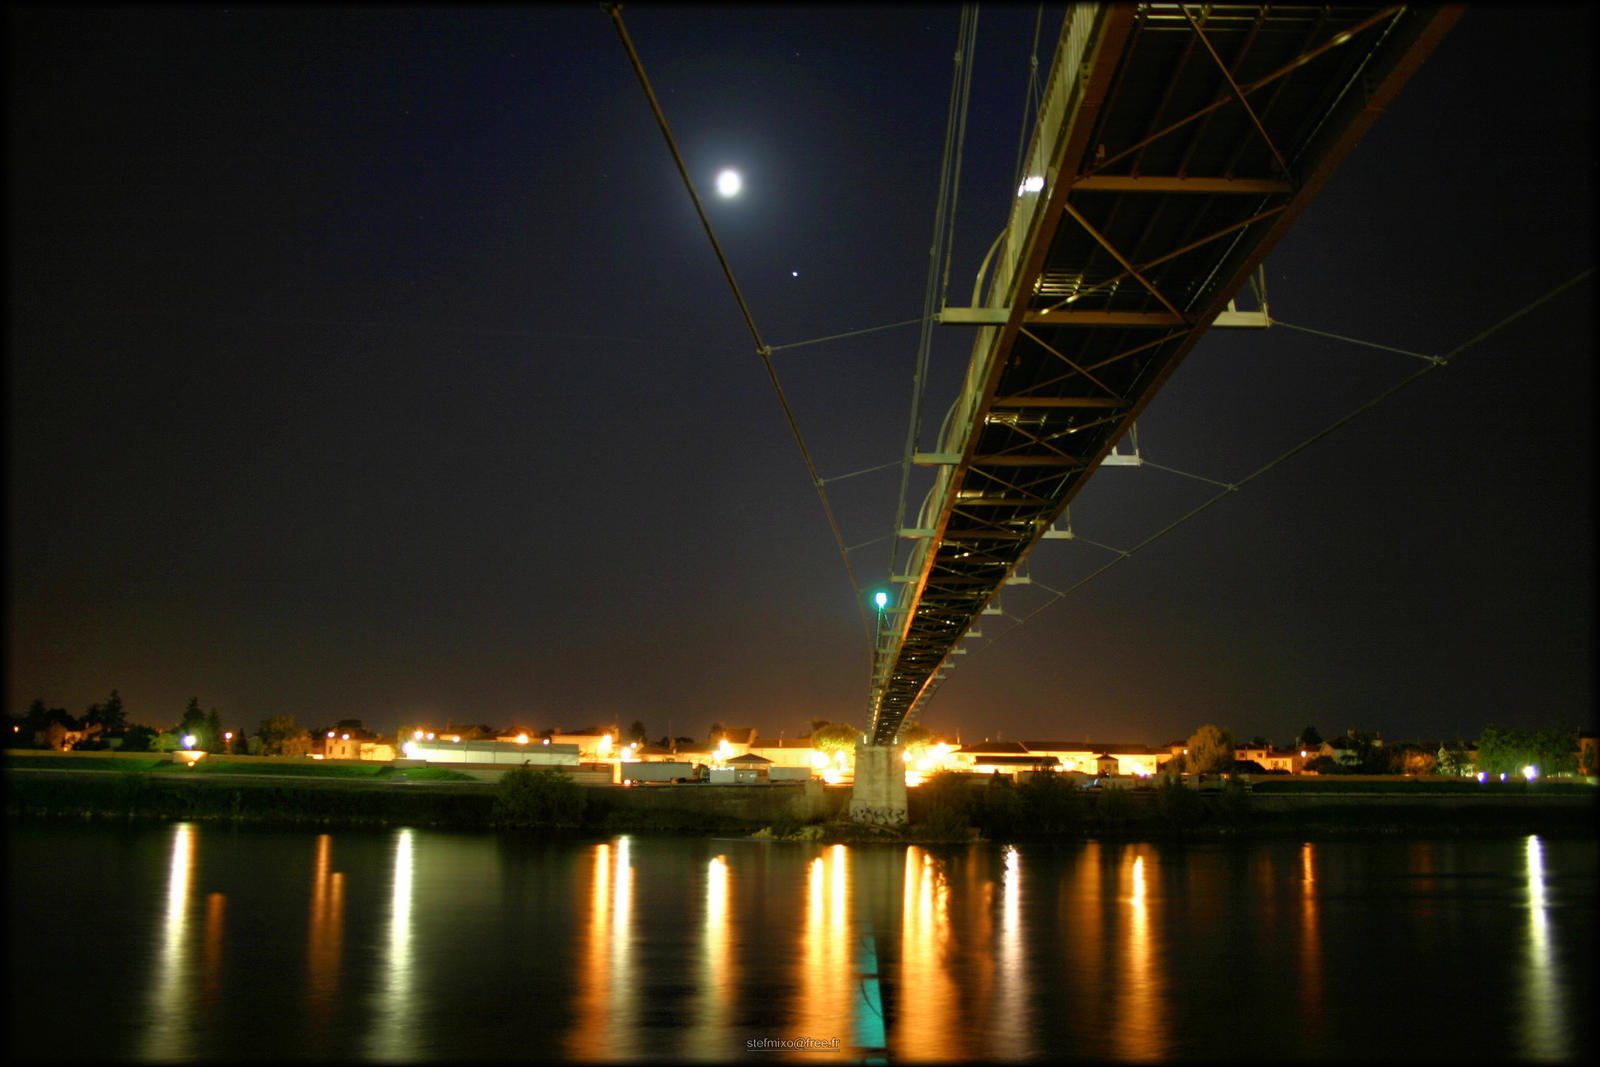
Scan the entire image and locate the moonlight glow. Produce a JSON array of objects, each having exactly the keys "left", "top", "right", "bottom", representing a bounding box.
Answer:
[{"left": 715, "top": 168, "right": 742, "bottom": 197}]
